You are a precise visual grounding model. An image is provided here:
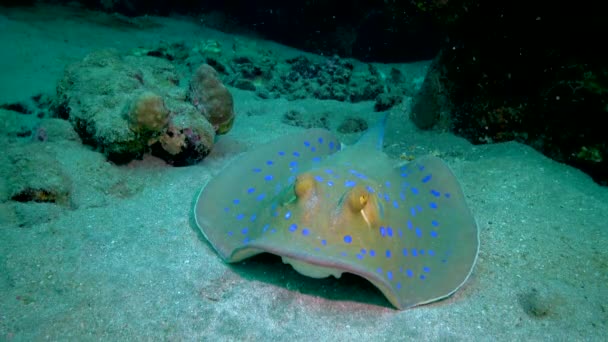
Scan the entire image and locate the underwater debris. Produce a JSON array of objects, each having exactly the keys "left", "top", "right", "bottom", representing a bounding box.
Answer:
[
  {"left": 338, "top": 117, "right": 368, "bottom": 134},
  {"left": 7, "top": 144, "right": 72, "bottom": 207},
  {"left": 281, "top": 109, "right": 330, "bottom": 130},
  {"left": 519, "top": 288, "right": 555, "bottom": 319}
]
